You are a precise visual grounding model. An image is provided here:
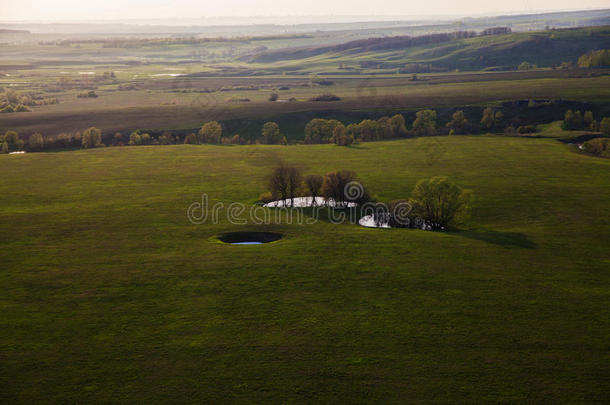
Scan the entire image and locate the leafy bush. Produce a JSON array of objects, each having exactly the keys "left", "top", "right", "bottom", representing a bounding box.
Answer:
[
  {"left": 582, "top": 138, "right": 610, "bottom": 157},
  {"left": 309, "top": 93, "right": 341, "bottom": 102}
]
